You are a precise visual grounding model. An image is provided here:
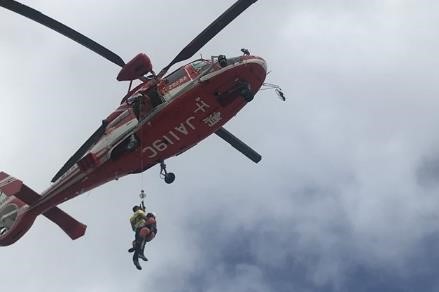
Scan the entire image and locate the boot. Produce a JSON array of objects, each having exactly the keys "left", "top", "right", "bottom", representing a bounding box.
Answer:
[
  {"left": 138, "top": 239, "right": 148, "bottom": 261},
  {"left": 128, "top": 240, "right": 136, "bottom": 253},
  {"left": 138, "top": 251, "right": 148, "bottom": 262},
  {"left": 133, "top": 252, "right": 142, "bottom": 270},
  {"left": 133, "top": 258, "right": 142, "bottom": 270}
]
